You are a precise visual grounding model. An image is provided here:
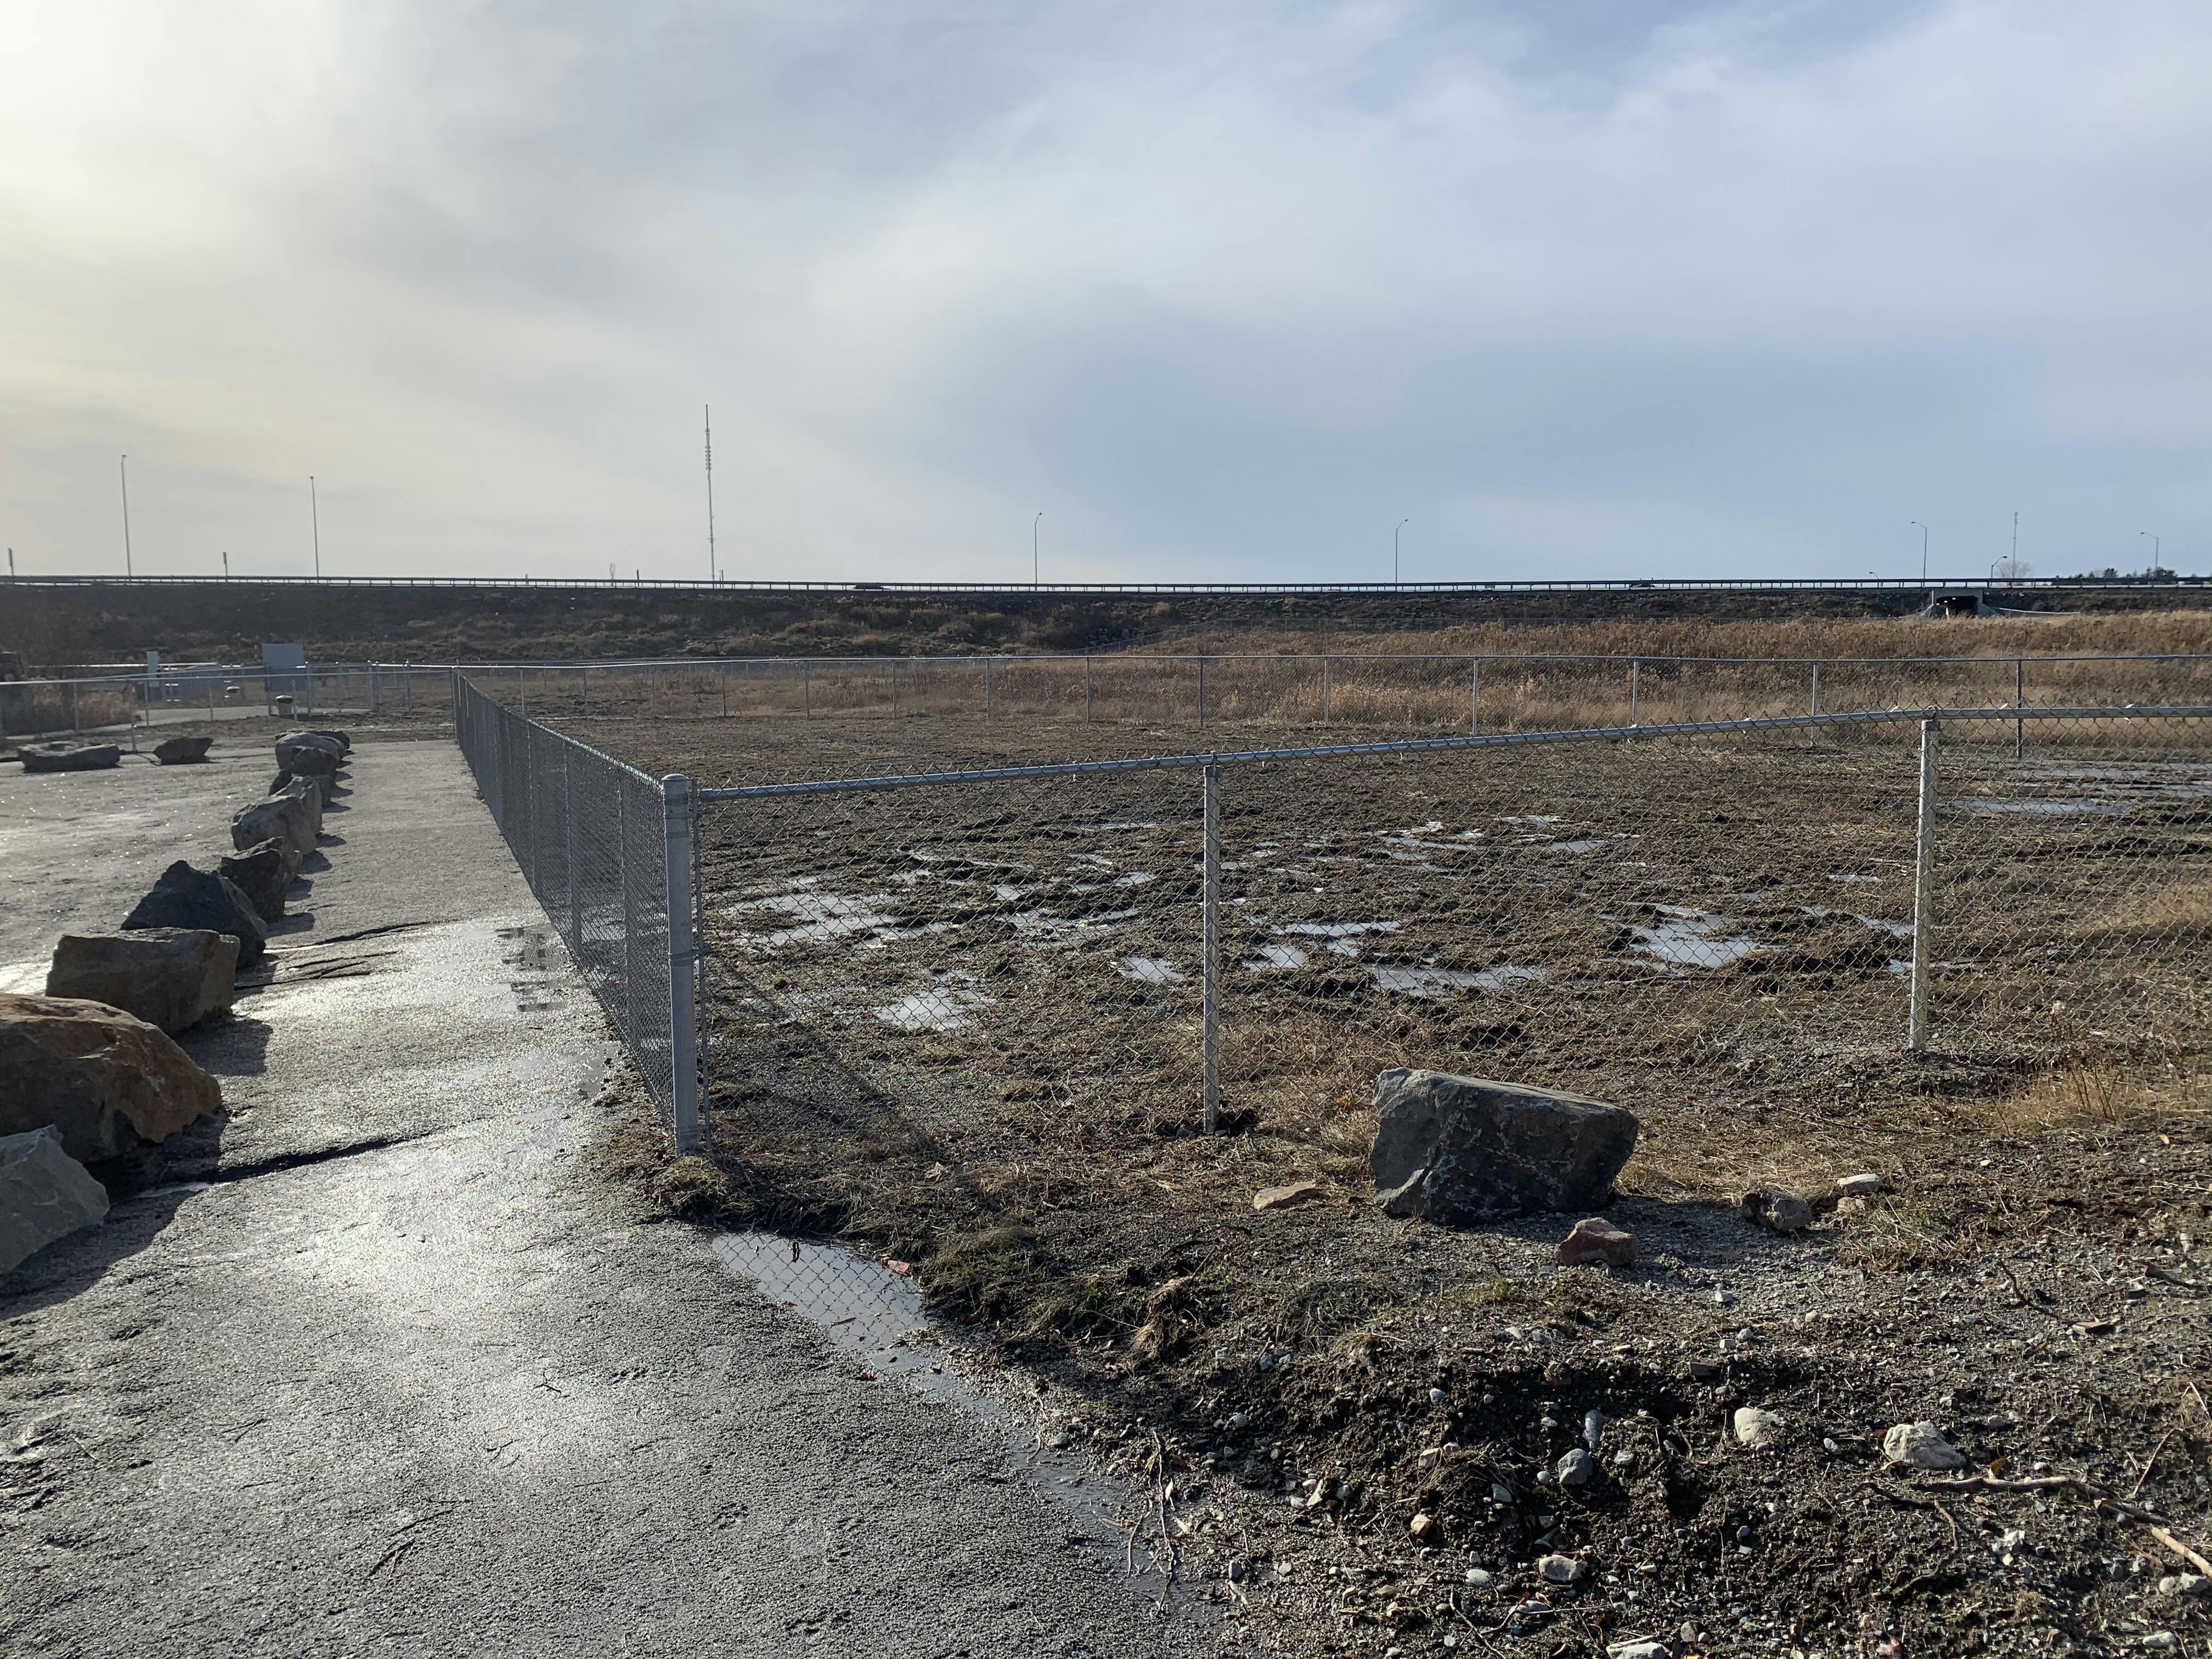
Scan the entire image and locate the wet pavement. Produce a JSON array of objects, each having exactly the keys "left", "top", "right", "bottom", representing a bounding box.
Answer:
[{"left": 0, "top": 739, "right": 1201, "bottom": 1658}]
